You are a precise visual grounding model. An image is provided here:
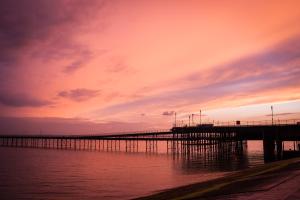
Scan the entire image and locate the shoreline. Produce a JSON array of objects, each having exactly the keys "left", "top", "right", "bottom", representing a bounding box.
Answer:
[{"left": 134, "top": 157, "right": 300, "bottom": 200}]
